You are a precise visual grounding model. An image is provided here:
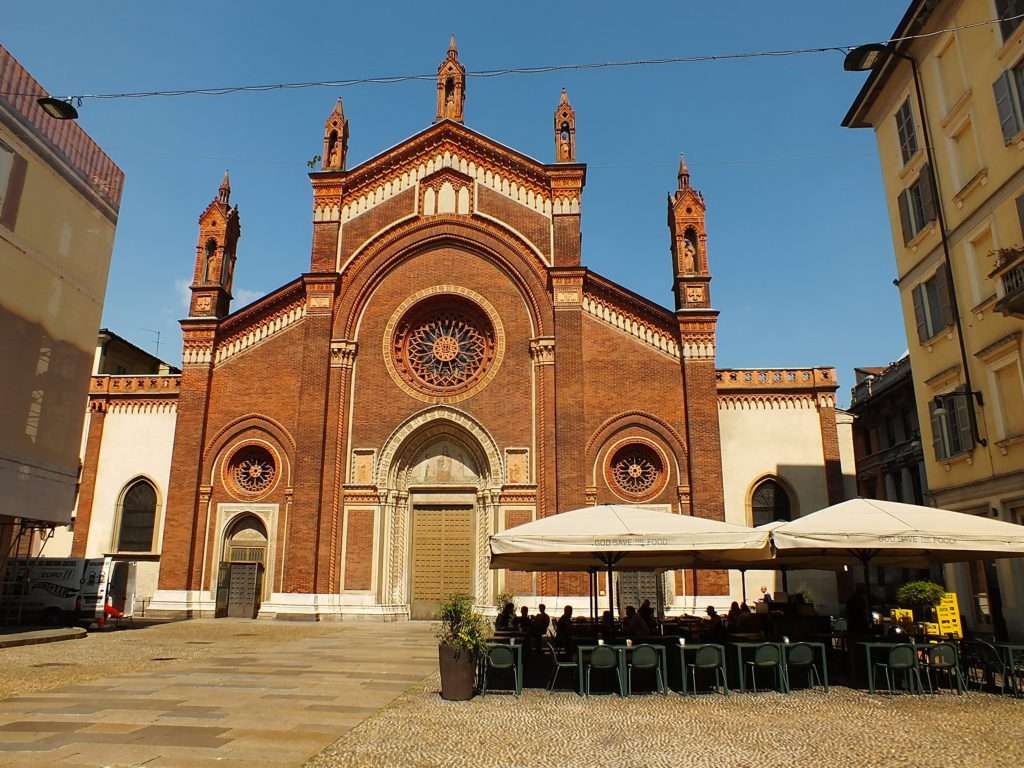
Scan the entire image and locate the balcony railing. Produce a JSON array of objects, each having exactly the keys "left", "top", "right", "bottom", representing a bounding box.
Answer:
[{"left": 992, "top": 247, "right": 1024, "bottom": 318}]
